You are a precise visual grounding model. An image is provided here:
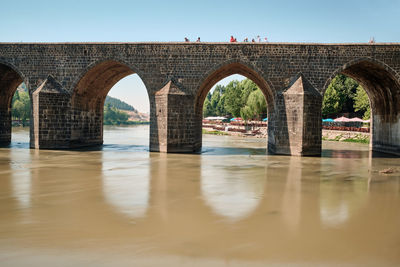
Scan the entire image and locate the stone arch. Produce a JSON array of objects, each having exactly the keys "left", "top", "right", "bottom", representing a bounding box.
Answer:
[
  {"left": 323, "top": 58, "right": 400, "bottom": 155},
  {"left": 195, "top": 60, "right": 275, "bottom": 112},
  {"left": 71, "top": 58, "right": 148, "bottom": 96},
  {"left": 192, "top": 61, "right": 275, "bottom": 152},
  {"left": 0, "top": 60, "right": 28, "bottom": 144},
  {"left": 323, "top": 58, "right": 400, "bottom": 96},
  {"left": 70, "top": 59, "right": 150, "bottom": 147}
]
